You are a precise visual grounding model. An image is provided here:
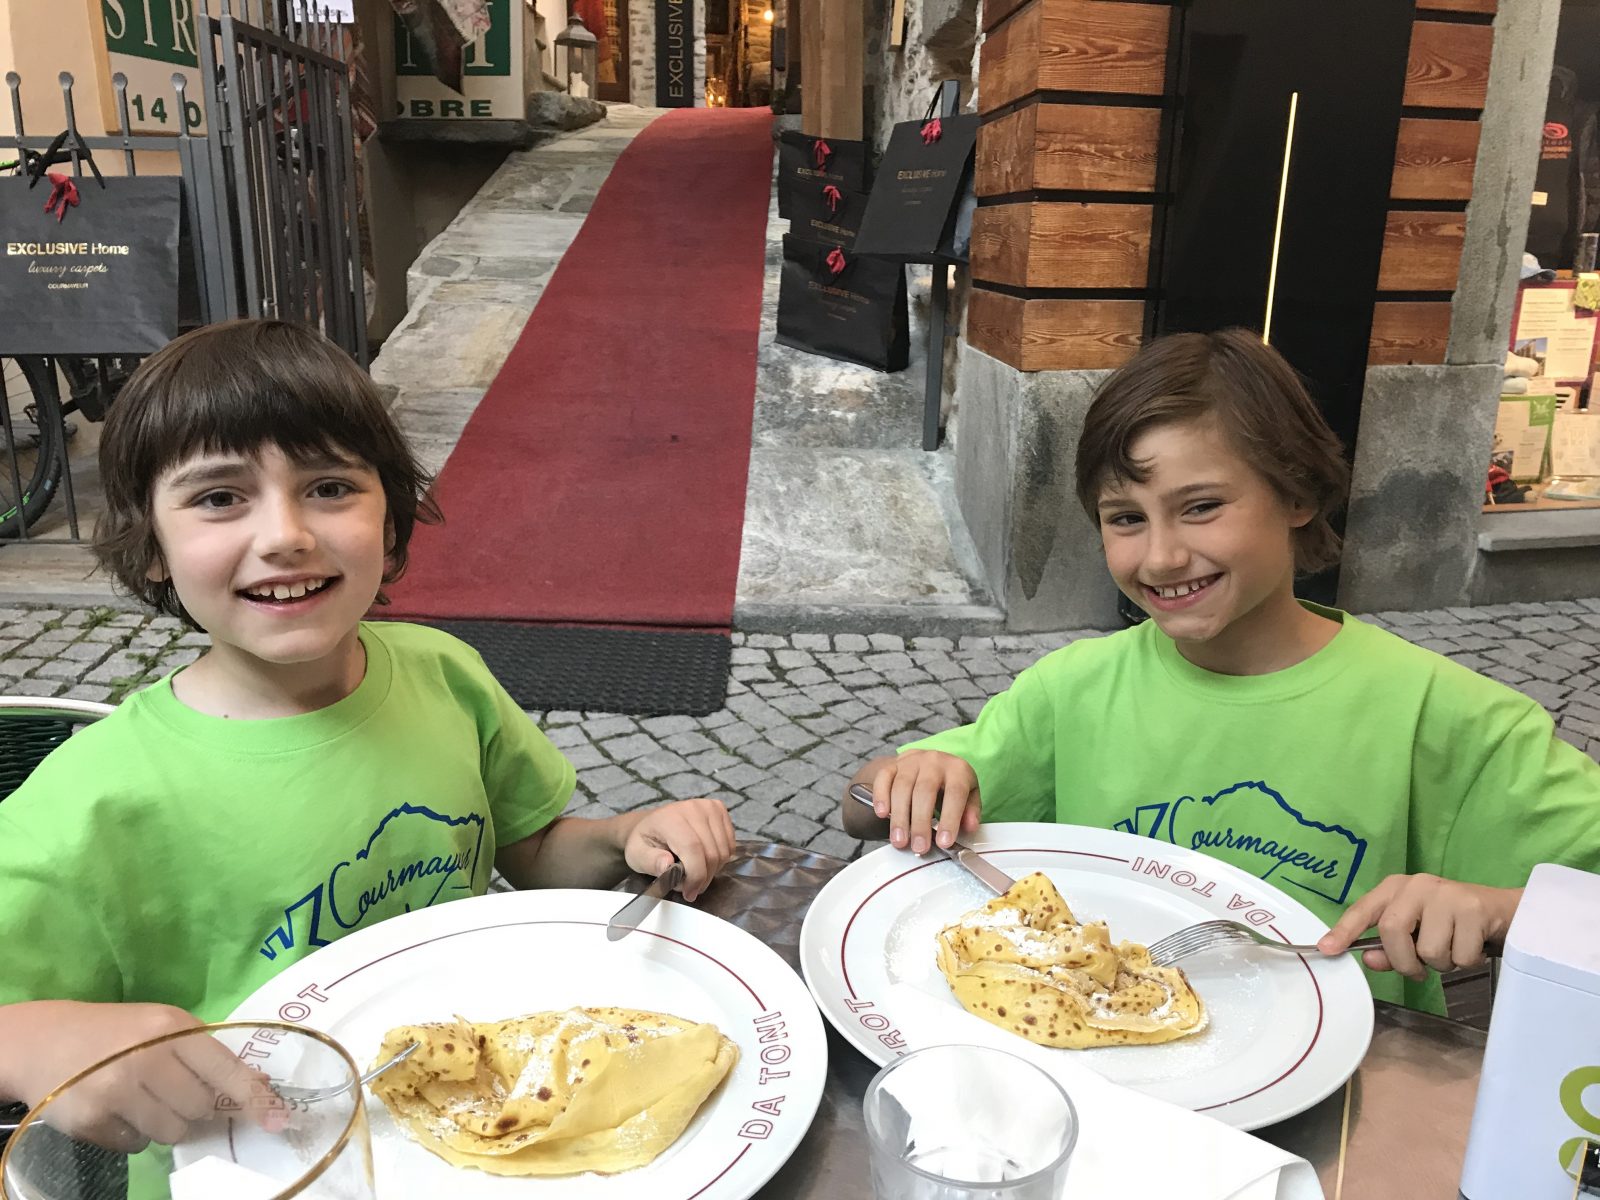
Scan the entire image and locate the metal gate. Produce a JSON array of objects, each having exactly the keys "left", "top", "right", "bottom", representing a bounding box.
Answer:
[
  {"left": 0, "top": 3, "right": 365, "bottom": 545},
  {"left": 184, "top": 2, "right": 368, "bottom": 364}
]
